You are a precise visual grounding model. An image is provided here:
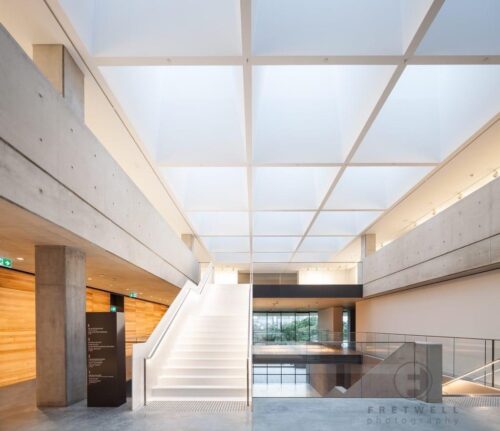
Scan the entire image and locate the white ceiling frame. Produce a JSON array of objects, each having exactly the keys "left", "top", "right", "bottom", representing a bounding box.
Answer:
[
  {"left": 49, "top": 0, "right": 500, "bottom": 269},
  {"left": 92, "top": 55, "right": 500, "bottom": 67},
  {"left": 42, "top": 0, "right": 215, "bottom": 262},
  {"left": 155, "top": 161, "right": 440, "bottom": 168},
  {"left": 241, "top": 0, "right": 254, "bottom": 278},
  {"left": 287, "top": 0, "right": 447, "bottom": 266}
]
